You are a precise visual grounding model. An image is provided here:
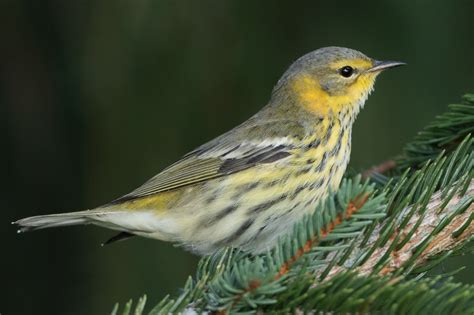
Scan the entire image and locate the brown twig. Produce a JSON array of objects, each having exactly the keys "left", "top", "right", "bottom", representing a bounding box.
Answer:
[{"left": 362, "top": 159, "right": 397, "bottom": 179}]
